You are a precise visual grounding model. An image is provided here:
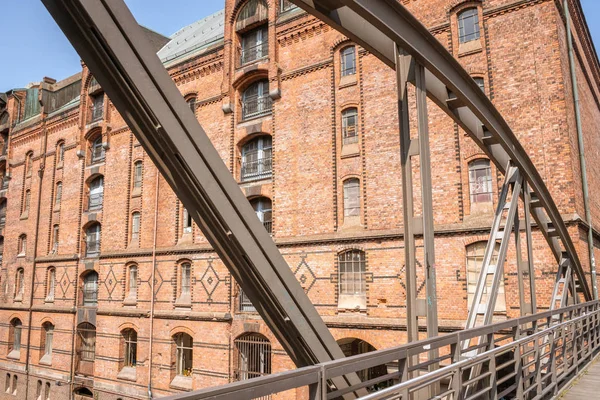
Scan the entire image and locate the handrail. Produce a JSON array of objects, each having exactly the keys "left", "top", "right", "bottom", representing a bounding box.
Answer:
[{"left": 162, "top": 301, "right": 600, "bottom": 399}]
